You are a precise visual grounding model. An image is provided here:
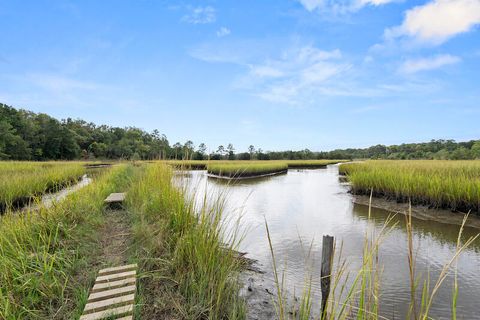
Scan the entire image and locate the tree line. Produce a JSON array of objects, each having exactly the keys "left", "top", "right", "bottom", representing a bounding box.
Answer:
[{"left": 1, "top": 103, "right": 479, "bottom": 160}]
